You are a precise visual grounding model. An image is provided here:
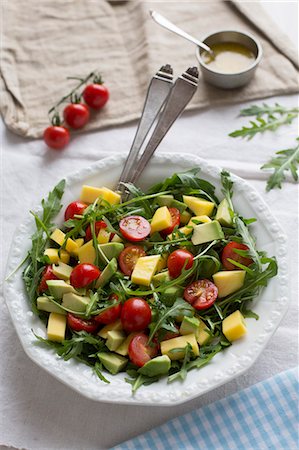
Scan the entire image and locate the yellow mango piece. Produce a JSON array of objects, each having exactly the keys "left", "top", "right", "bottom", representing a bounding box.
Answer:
[
  {"left": 222, "top": 310, "right": 247, "bottom": 342},
  {"left": 97, "top": 228, "right": 111, "bottom": 244},
  {"left": 50, "top": 228, "right": 79, "bottom": 256},
  {"left": 196, "top": 318, "right": 211, "bottom": 346},
  {"left": 77, "top": 240, "right": 96, "bottom": 264},
  {"left": 151, "top": 206, "right": 172, "bottom": 234},
  {"left": 183, "top": 196, "right": 215, "bottom": 217},
  {"left": 47, "top": 312, "right": 67, "bottom": 342},
  {"left": 44, "top": 248, "right": 70, "bottom": 264},
  {"left": 72, "top": 238, "right": 84, "bottom": 257},
  {"left": 131, "top": 255, "right": 161, "bottom": 286},
  {"left": 80, "top": 185, "right": 121, "bottom": 205},
  {"left": 212, "top": 270, "right": 246, "bottom": 298},
  {"left": 156, "top": 253, "right": 168, "bottom": 272},
  {"left": 97, "top": 187, "right": 121, "bottom": 205},
  {"left": 161, "top": 334, "right": 199, "bottom": 360},
  {"left": 188, "top": 215, "right": 212, "bottom": 226}
]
